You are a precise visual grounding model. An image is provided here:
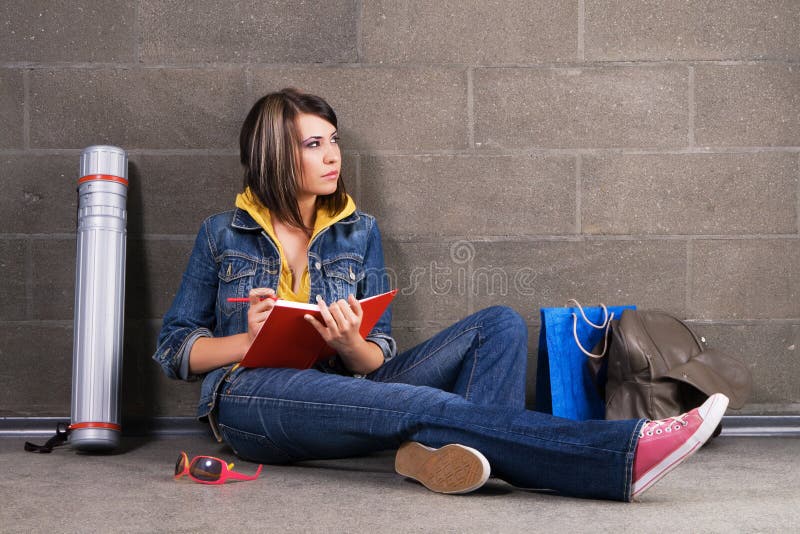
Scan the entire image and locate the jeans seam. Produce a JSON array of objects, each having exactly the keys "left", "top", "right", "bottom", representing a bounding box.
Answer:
[
  {"left": 463, "top": 325, "right": 483, "bottom": 402},
  {"left": 220, "top": 393, "right": 628, "bottom": 455},
  {"left": 217, "top": 421, "right": 294, "bottom": 462},
  {"left": 380, "top": 325, "right": 482, "bottom": 382},
  {"left": 624, "top": 418, "right": 647, "bottom": 501}
]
